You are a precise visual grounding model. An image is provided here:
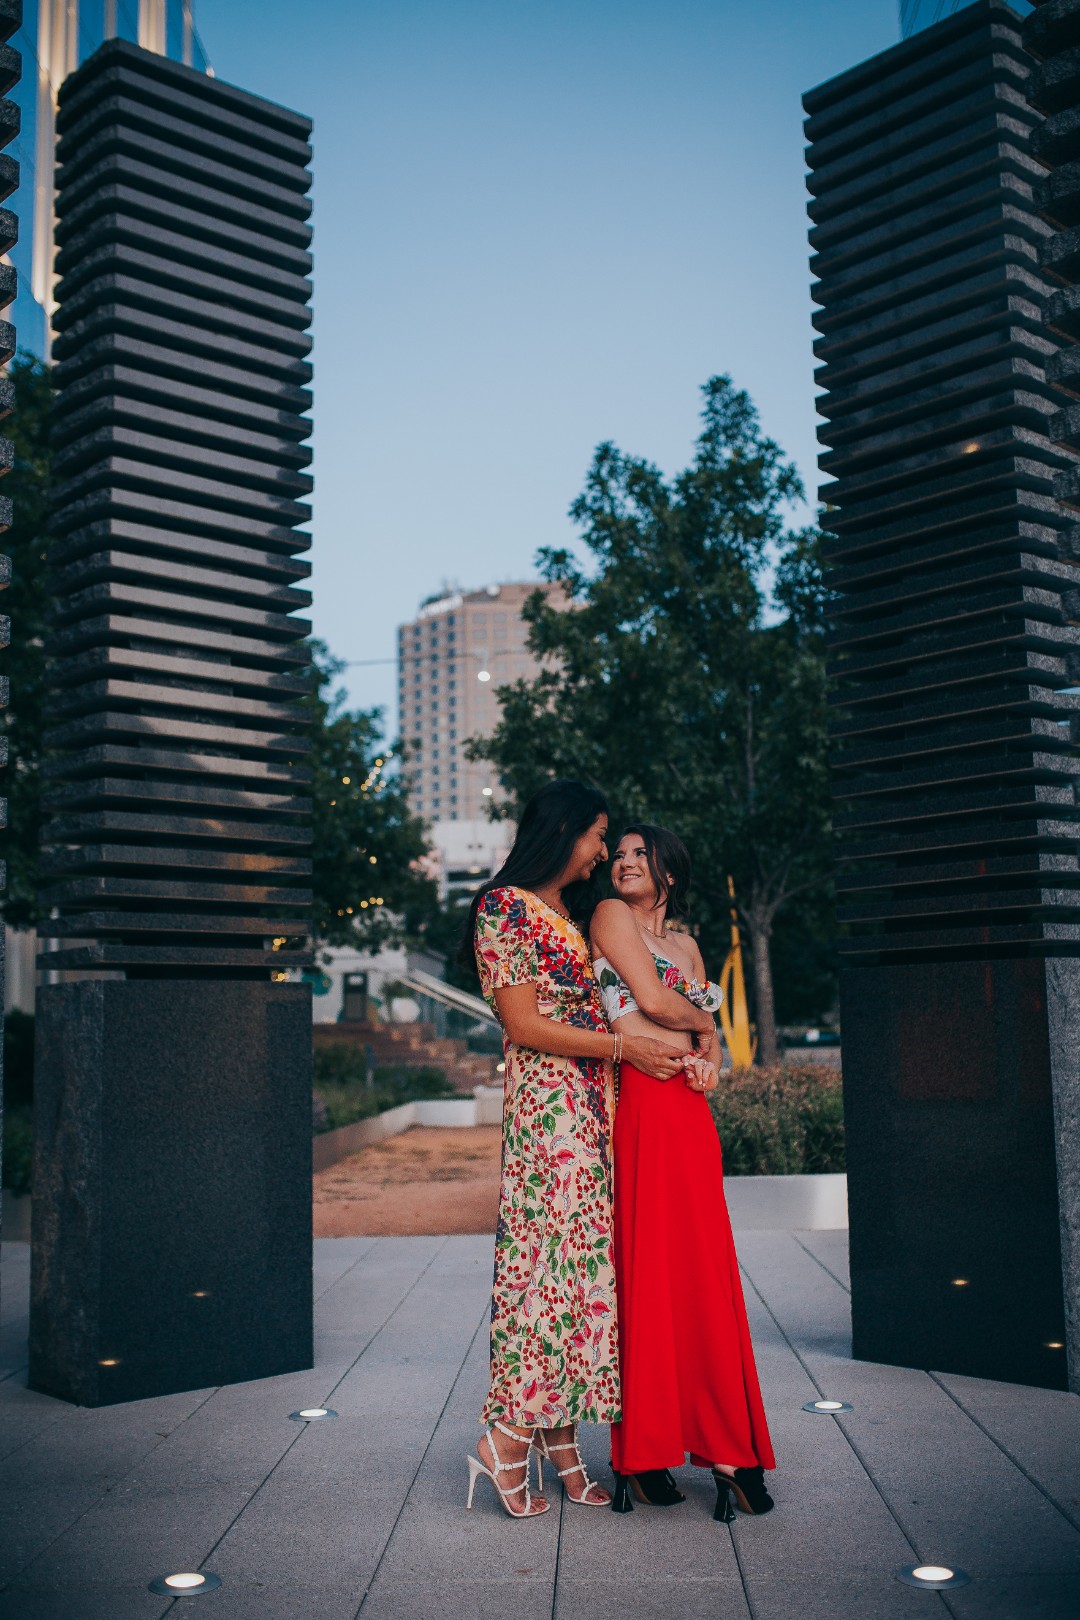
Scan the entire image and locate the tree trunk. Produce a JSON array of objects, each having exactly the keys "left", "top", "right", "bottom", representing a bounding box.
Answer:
[{"left": 747, "top": 911, "right": 779, "bottom": 1066}]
